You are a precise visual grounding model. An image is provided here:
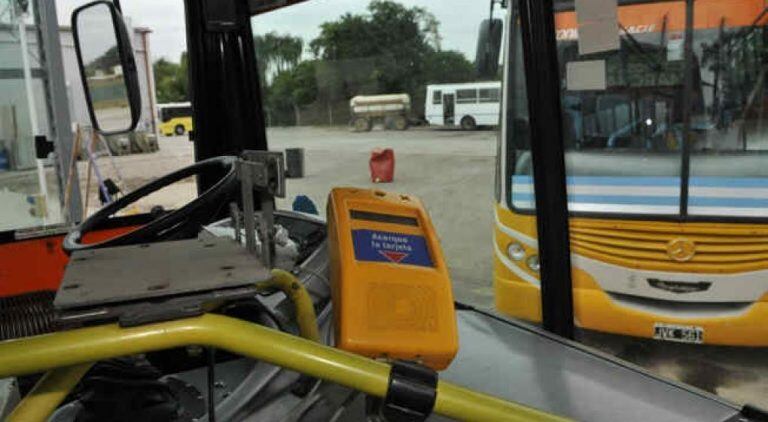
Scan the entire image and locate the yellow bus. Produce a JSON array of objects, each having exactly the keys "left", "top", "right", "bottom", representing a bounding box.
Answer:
[
  {"left": 495, "top": 0, "right": 768, "bottom": 345},
  {"left": 157, "top": 102, "right": 193, "bottom": 136}
]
